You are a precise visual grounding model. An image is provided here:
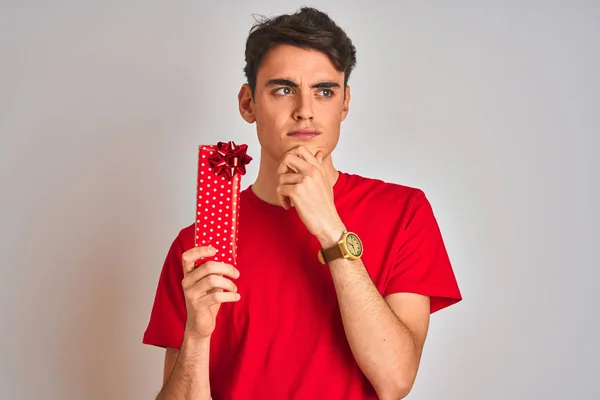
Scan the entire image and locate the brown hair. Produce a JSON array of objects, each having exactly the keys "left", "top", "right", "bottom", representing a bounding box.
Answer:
[{"left": 243, "top": 7, "right": 357, "bottom": 96}]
